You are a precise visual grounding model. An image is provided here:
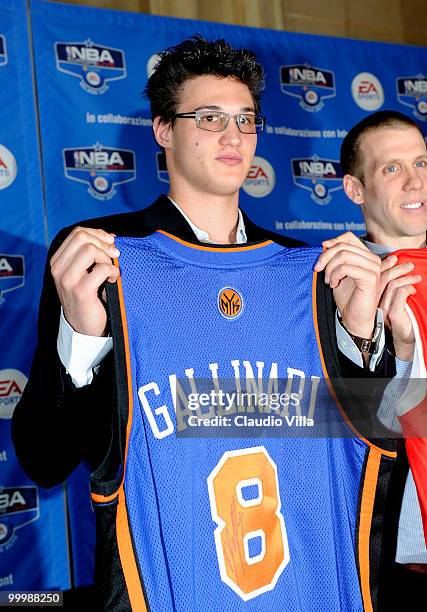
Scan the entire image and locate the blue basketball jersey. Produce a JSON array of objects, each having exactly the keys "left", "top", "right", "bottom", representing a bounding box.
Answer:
[{"left": 92, "top": 231, "right": 396, "bottom": 611}]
